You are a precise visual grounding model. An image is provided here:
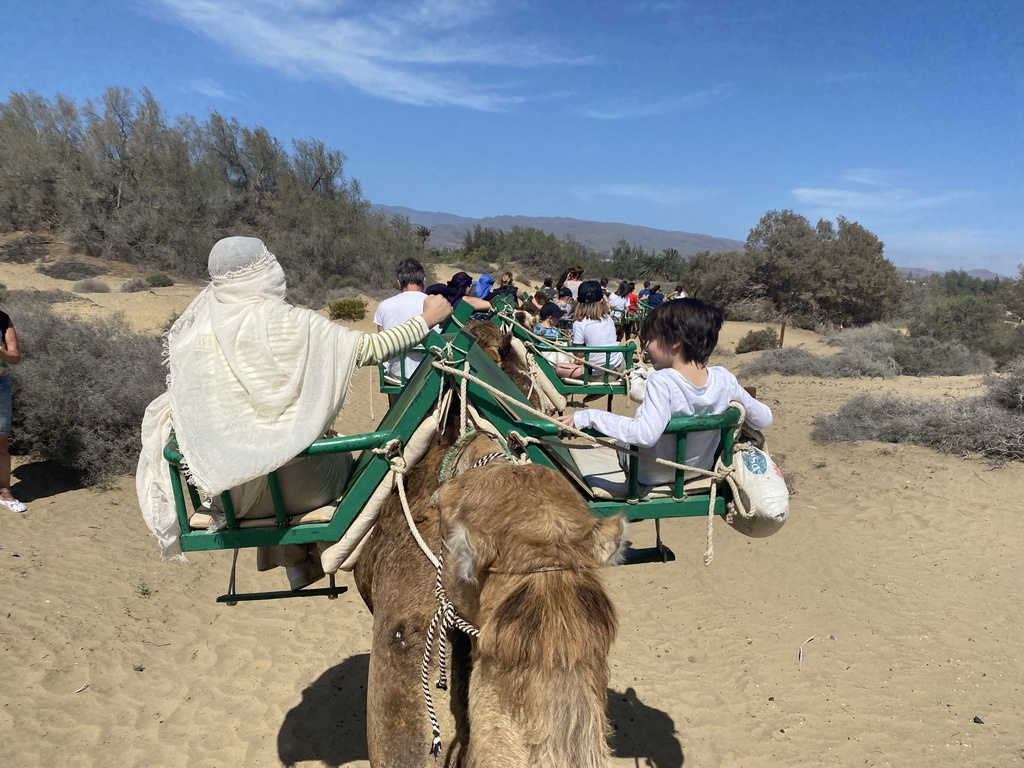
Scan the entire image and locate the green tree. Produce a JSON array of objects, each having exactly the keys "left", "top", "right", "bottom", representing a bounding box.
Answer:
[{"left": 745, "top": 210, "right": 899, "bottom": 337}]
